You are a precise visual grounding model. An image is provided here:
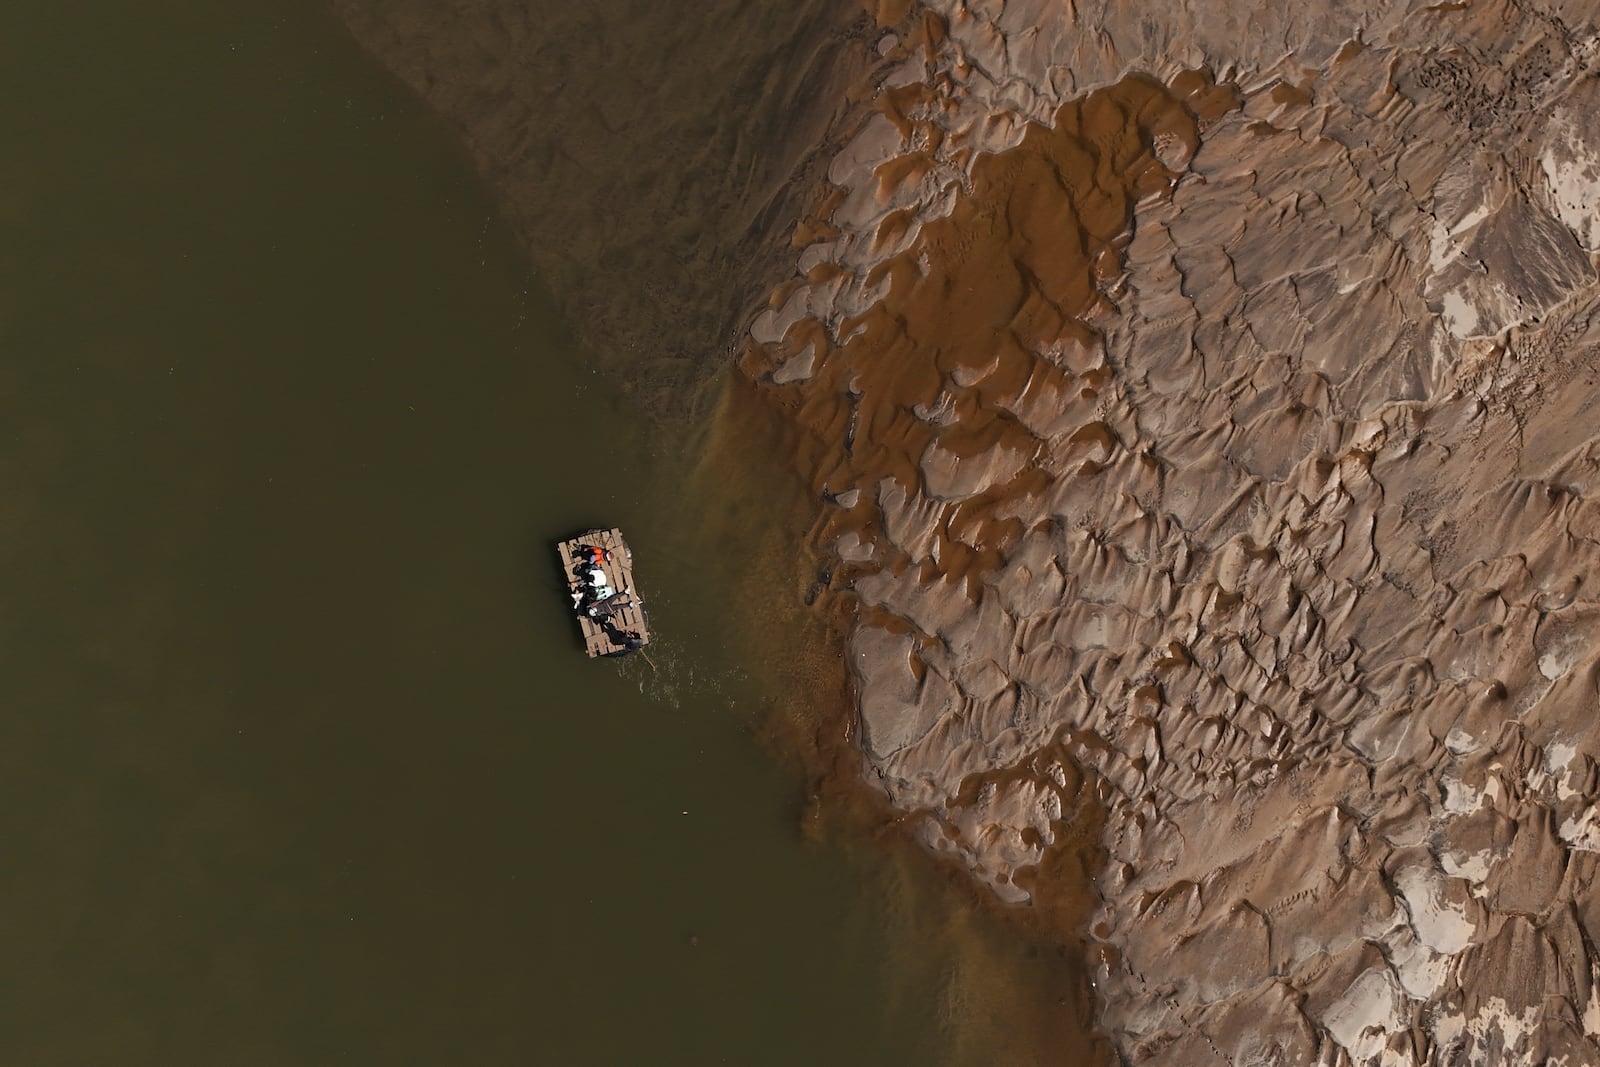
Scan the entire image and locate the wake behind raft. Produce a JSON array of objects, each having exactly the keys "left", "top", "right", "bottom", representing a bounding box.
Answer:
[{"left": 555, "top": 528, "right": 651, "bottom": 657}]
